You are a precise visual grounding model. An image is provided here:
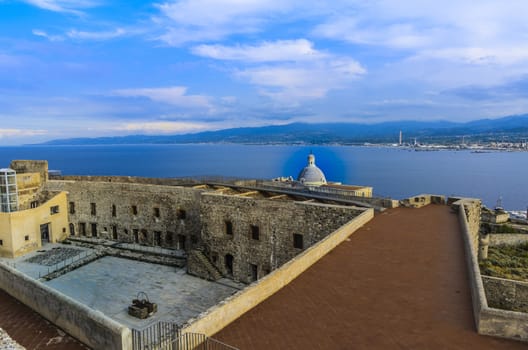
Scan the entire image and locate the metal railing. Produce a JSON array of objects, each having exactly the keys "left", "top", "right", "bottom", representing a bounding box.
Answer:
[
  {"left": 132, "top": 321, "right": 180, "bottom": 350},
  {"left": 172, "top": 333, "right": 239, "bottom": 350},
  {"left": 38, "top": 250, "right": 97, "bottom": 279}
]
